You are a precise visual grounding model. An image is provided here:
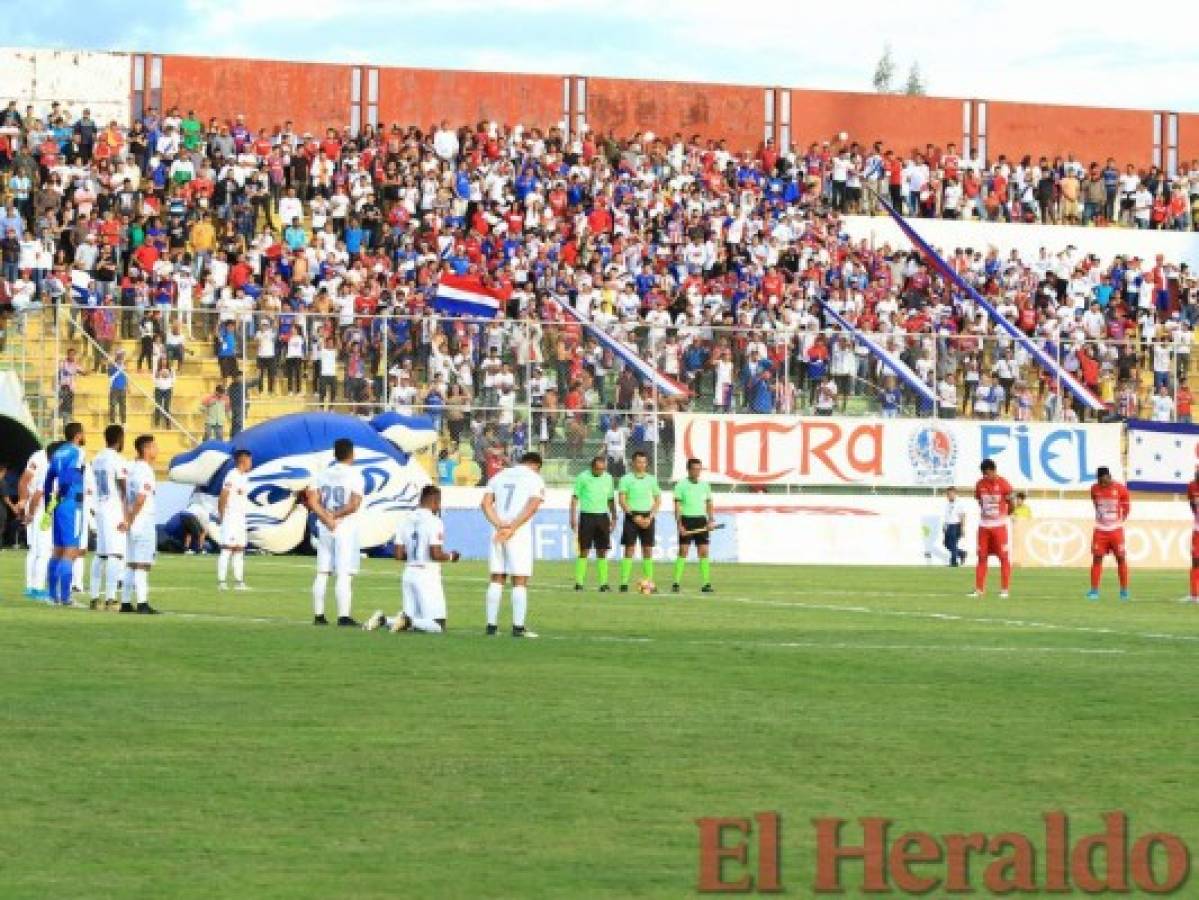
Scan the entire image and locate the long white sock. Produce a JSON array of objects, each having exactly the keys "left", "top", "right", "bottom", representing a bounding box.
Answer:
[
  {"left": 217, "top": 549, "right": 231, "bottom": 583},
  {"left": 25, "top": 544, "right": 36, "bottom": 590},
  {"left": 335, "top": 574, "right": 352, "bottom": 619},
  {"left": 106, "top": 556, "right": 124, "bottom": 601},
  {"left": 122, "top": 567, "right": 134, "bottom": 605},
  {"left": 313, "top": 573, "right": 328, "bottom": 616},
  {"left": 485, "top": 582, "right": 502, "bottom": 626},
  {"left": 511, "top": 586, "right": 528, "bottom": 628},
  {"left": 90, "top": 555, "right": 104, "bottom": 599},
  {"left": 72, "top": 557, "right": 84, "bottom": 590},
  {"left": 31, "top": 536, "right": 50, "bottom": 590},
  {"left": 232, "top": 552, "right": 244, "bottom": 584},
  {"left": 133, "top": 569, "right": 149, "bottom": 606}
]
